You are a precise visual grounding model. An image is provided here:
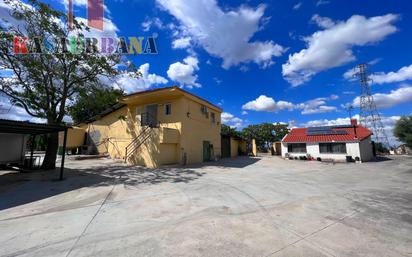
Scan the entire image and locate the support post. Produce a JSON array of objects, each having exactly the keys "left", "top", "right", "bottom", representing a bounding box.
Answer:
[
  {"left": 30, "top": 135, "right": 35, "bottom": 169},
  {"left": 60, "top": 128, "right": 68, "bottom": 181}
]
